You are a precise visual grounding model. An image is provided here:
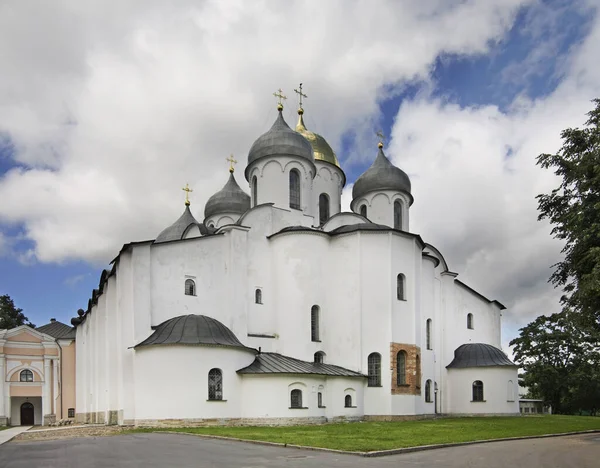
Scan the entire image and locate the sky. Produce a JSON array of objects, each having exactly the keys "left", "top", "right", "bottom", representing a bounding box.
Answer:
[{"left": 0, "top": 0, "right": 599, "bottom": 352}]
